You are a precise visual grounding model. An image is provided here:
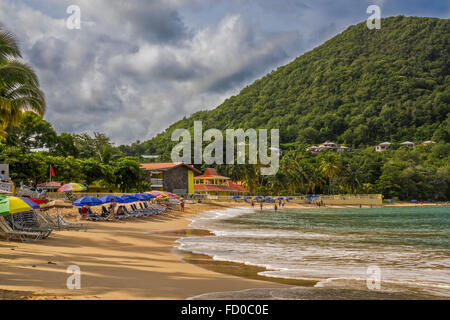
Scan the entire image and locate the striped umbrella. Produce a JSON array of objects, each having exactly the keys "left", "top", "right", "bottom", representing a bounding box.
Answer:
[
  {"left": 146, "top": 190, "right": 164, "bottom": 197},
  {"left": 58, "top": 183, "right": 87, "bottom": 192},
  {"left": 162, "top": 191, "right": 178, "bottom": 198},
  {"left": 0, "top": 196, "right": 40, "bottom": 216}
]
